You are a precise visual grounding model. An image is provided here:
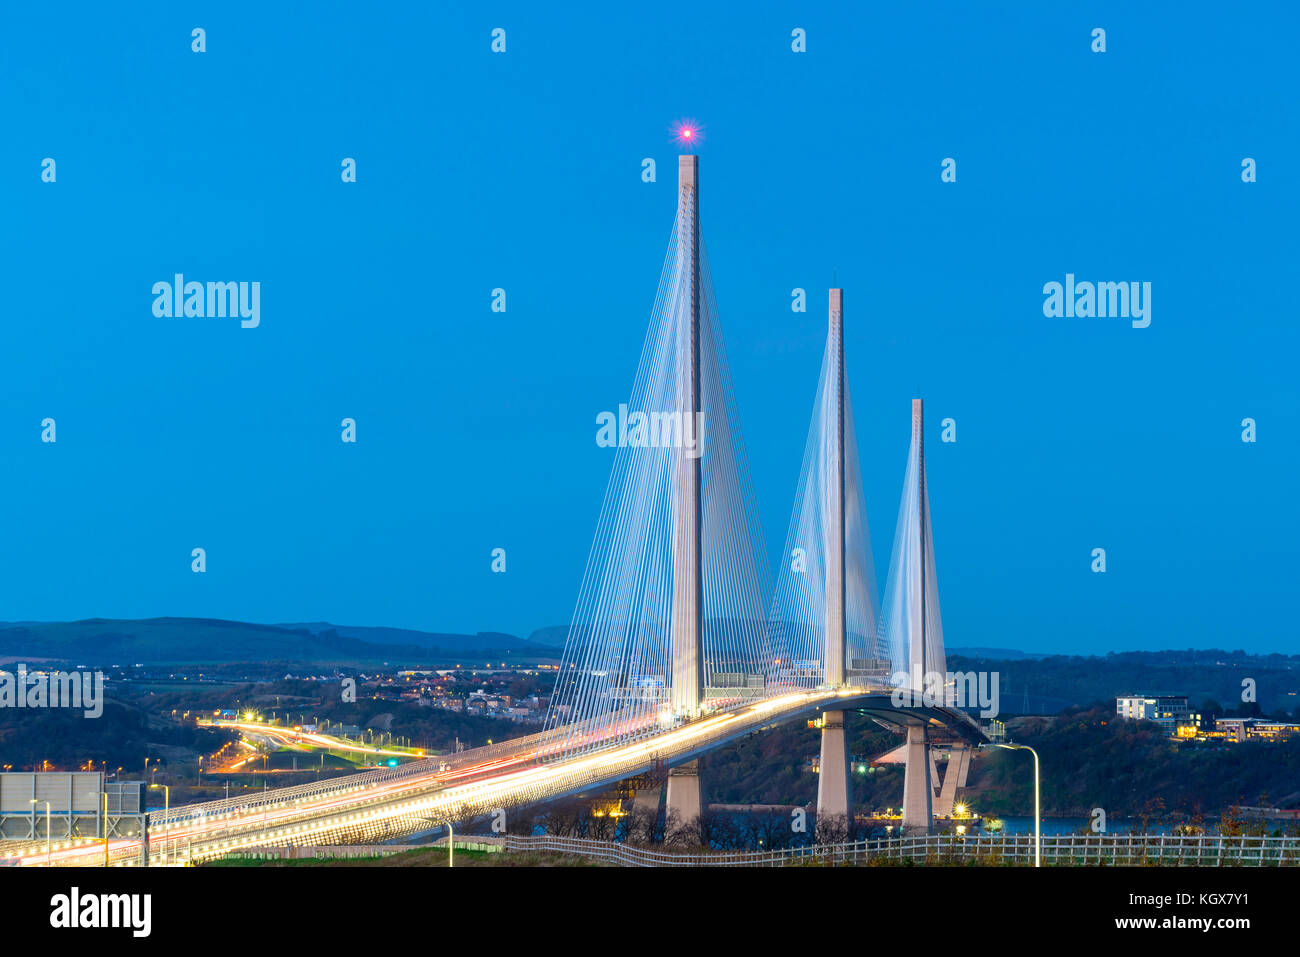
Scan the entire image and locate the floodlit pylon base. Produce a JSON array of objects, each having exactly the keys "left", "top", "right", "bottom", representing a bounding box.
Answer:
[
  {"left": 816, "top": 711, "right": 851, "bottom": 826},
  {"left": 665, "top": 760, "right": 702, "bottom": 832},
  {"left": 901, "top": 724, "right": 934, "bottom": 835},
  {"left": 933, "top": 742, "right": 971, "bottom": 819}
]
